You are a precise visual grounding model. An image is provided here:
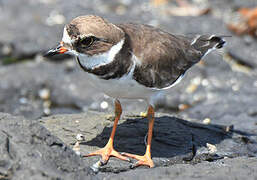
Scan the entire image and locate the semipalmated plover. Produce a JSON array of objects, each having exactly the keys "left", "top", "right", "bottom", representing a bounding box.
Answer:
[{"left": 45, "top": 15, "right": 226, "bottom": 168}]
